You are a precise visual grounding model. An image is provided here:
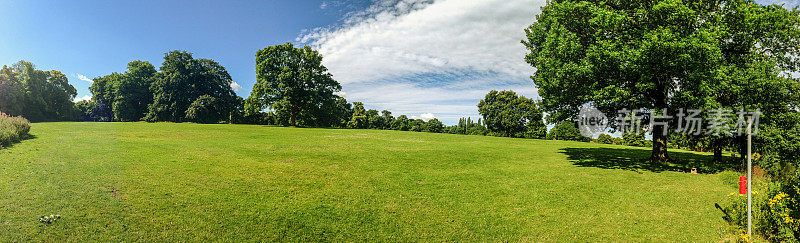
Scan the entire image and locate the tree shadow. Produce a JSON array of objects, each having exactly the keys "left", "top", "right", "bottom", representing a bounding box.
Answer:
[{"left": 560, "top": 146, "right": 739, "bottom": 174}]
